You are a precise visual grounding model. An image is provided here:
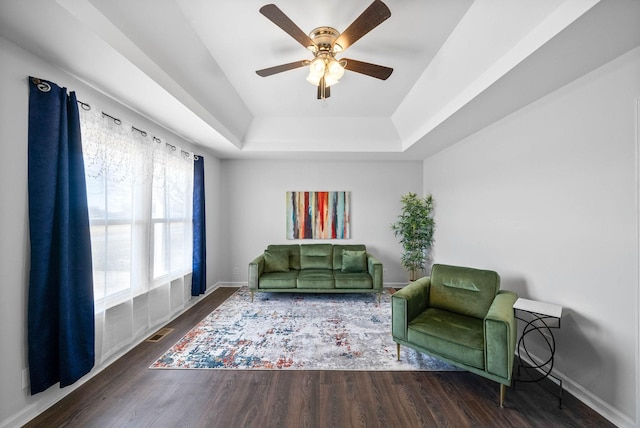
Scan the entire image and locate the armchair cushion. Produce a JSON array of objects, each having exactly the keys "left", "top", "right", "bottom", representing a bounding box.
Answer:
[
  {"left": 429, "top": 264, "right": 499, "bottom": 319},
  {"left": 408, "top": 308, "right": 484, "bottom": 369}
]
